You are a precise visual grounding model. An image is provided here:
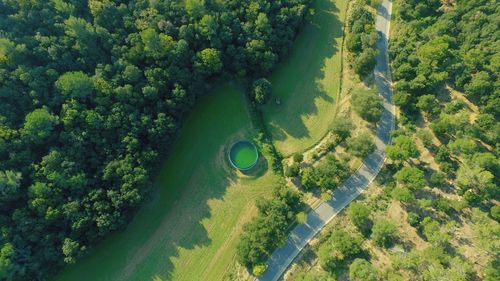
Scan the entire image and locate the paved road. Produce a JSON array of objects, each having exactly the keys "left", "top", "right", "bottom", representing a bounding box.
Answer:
[{"left": 258, "top": 1, "right": 395, "bottom": 280}]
